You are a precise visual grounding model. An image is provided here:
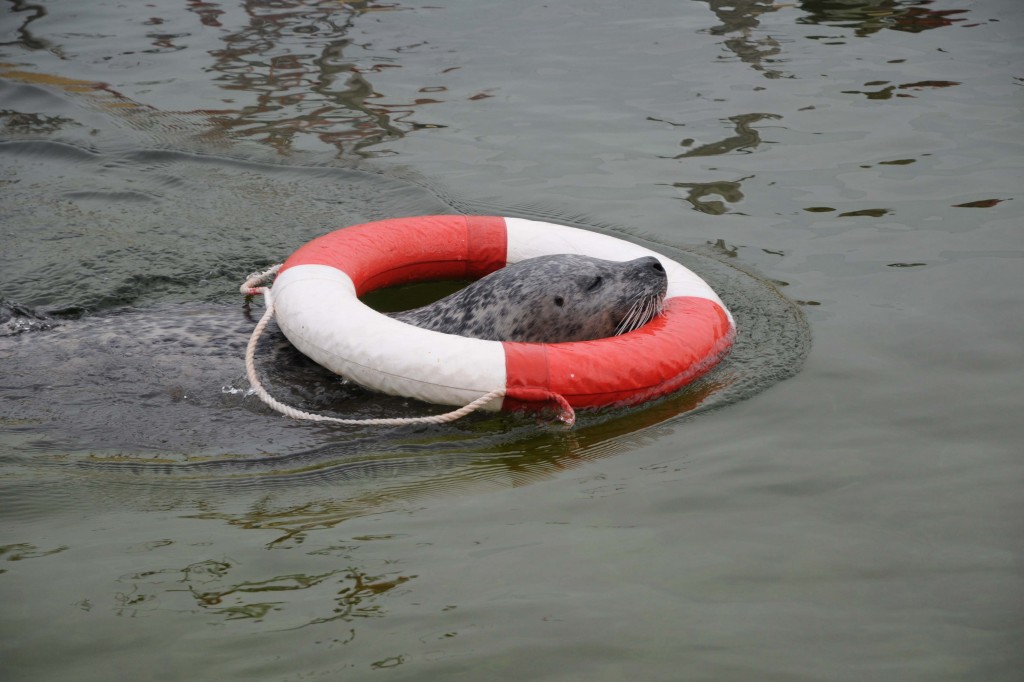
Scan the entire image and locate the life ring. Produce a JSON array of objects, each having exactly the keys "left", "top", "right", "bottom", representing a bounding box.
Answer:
[{"left": 271, "top": 215, "right": 735, "bottom": 416}]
